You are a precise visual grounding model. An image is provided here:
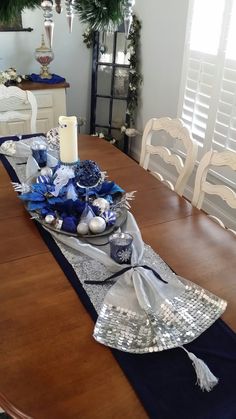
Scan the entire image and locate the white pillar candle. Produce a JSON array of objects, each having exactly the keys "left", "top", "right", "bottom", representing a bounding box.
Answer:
[{"left": 58, "top": 116, "right": 78, "bottom": 164}]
